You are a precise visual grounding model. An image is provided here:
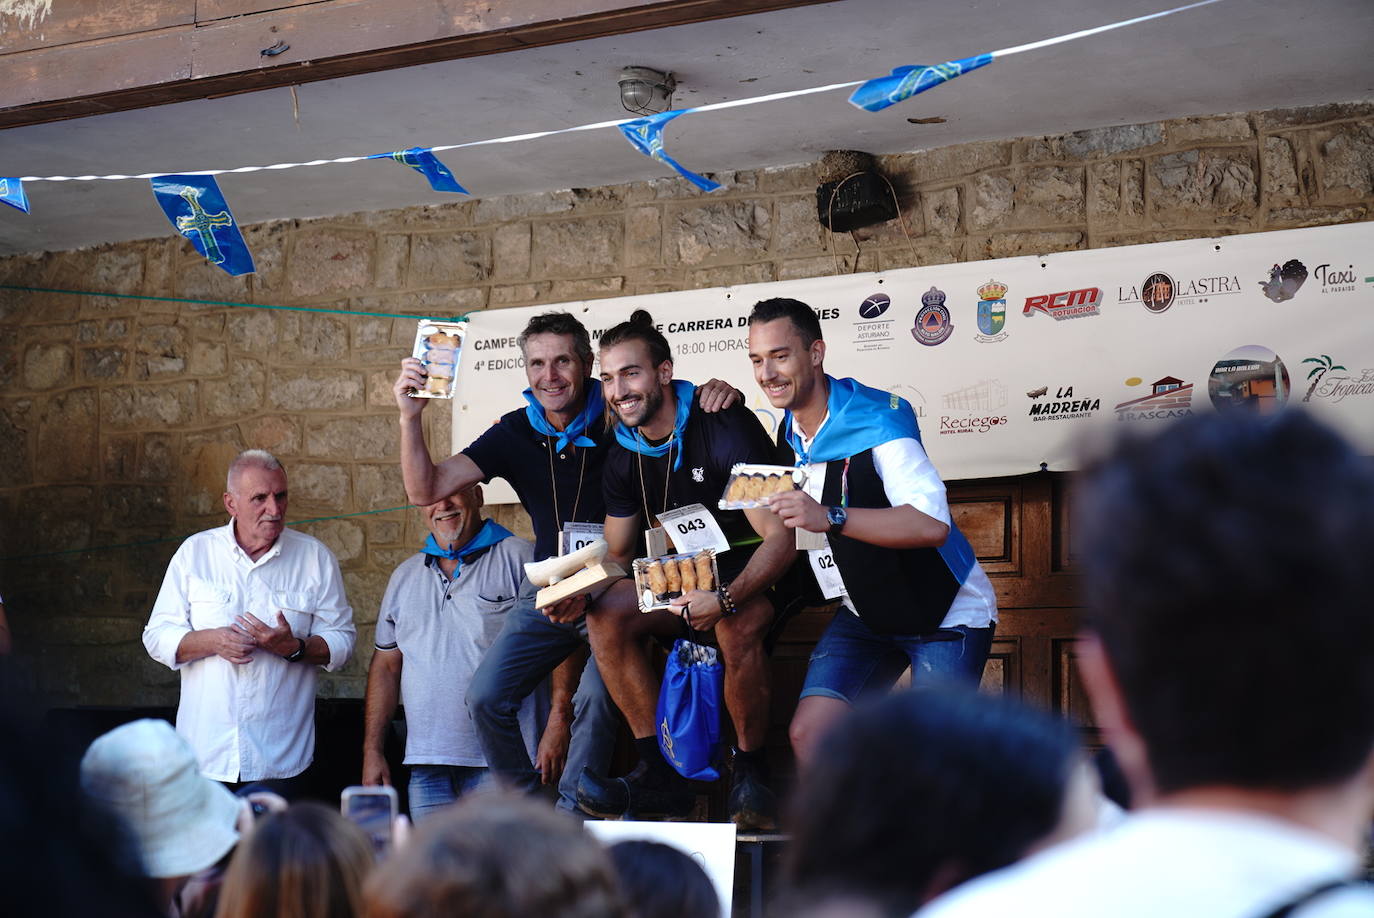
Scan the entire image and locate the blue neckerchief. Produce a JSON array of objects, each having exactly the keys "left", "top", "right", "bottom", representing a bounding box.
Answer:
[
  {"left": 523, "top": 378, "right": 604, "bottom": 452},
  {"left": 783, "top": 376, "right": 922, "bottom": 465},
  {"left": 613, "top": 379, "right": 696, "bottom": 472},
  {"left": 421, "top": 519, "right": 513, "bottom": 579},
  {"left": 784, "top": 376, "right": 975, "bottom": 587}
]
